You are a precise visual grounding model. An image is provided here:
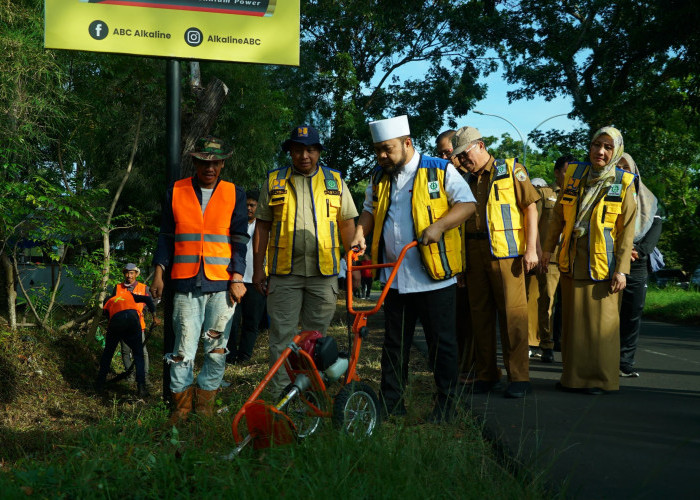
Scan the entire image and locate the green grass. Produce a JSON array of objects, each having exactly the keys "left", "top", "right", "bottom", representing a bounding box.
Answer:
[
  {"left": 644, "top": 285, "right": 700, "bottom": 325},
  {"left": 0, "top": 404, "right": 546, "bottom": 499},
  {"left": 0, "top": 298, "right": 553, "bottom": 499}
]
